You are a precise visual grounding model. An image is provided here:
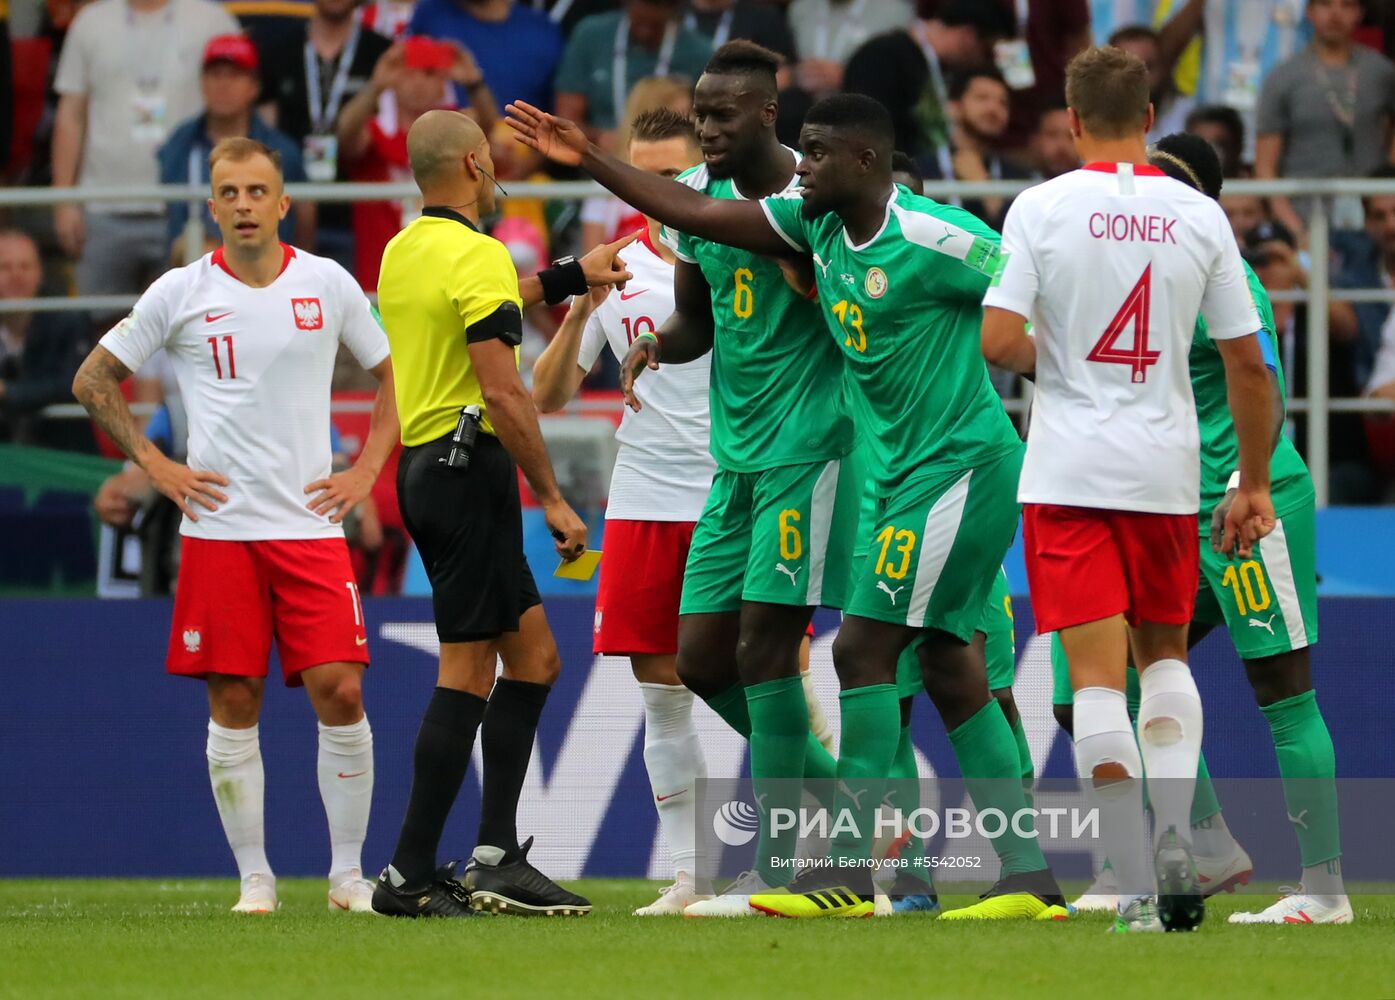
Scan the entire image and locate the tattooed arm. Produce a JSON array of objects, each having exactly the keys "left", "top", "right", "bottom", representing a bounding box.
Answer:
[{"left": 72, "top": 345, "right": 228, "bottom": 521}]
